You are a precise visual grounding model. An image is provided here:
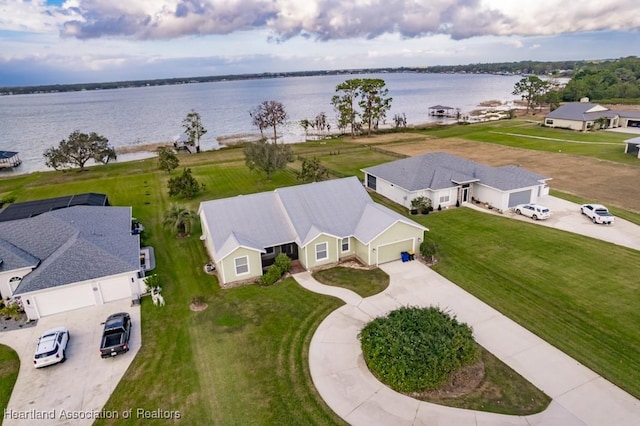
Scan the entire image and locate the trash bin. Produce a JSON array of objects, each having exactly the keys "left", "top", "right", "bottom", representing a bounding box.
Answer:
[
  {"left": 407, "top": 250, "right": 415, "bottom": 261},
  {"left": 401, "top": 251, "right": 409, "bottom": 262}
]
